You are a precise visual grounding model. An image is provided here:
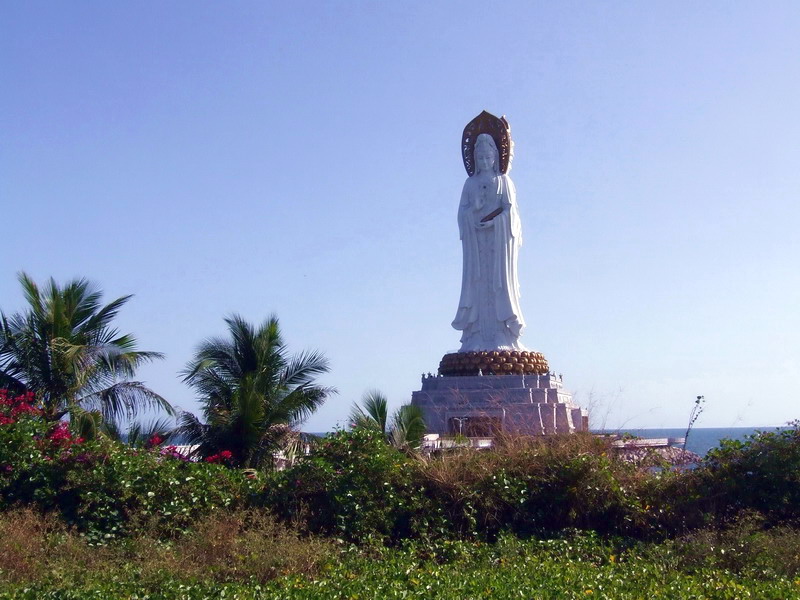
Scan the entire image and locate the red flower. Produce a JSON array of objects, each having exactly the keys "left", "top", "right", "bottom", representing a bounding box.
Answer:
[
  {"left": 0, "top": 390, "right": 40, "bottom": 420},
  {"left": 48, "top": 422, "right": 73, "bottom": 442},
  {"left": 147, "top": 434, "right": 164, "bottom": 447},
  {"left": 219, "top": 450, "right": 233, "bottom": 460}
]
